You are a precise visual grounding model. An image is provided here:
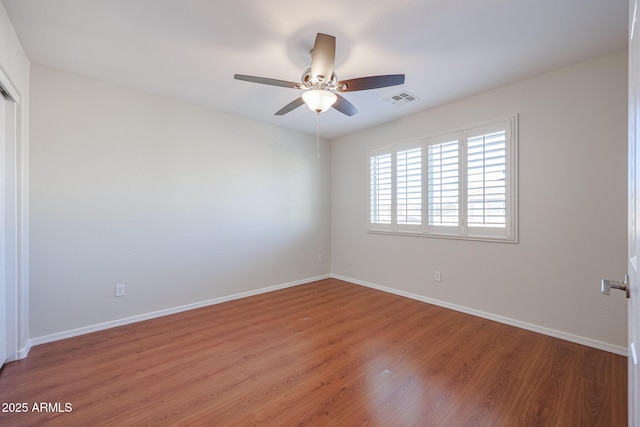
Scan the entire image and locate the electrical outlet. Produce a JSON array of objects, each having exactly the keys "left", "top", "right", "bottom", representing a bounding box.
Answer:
[
  {"left": 434, "top": 271, "right": 441, "bottom": 282},
  {"left": 347, "top": 256, "right": 353, "bottom": 266},
  {"left": 115, "top": 283, "right": 126, "bottom": 297},
  {"left": 317, "top": 255, "right": 323, "bottom": 263}
]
